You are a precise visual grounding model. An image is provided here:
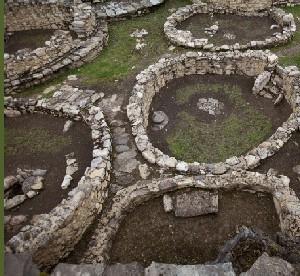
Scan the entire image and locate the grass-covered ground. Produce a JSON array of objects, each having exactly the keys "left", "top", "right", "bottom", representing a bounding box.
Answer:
[
  {"left": 274, "top": 5, "right": 300, "bottom": 67},
  {"left": 5, "top": 127, "right": 71, "bottom": 156},
  {"left": 166, "top": 83, "right": 272, "bottom": 163}
]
